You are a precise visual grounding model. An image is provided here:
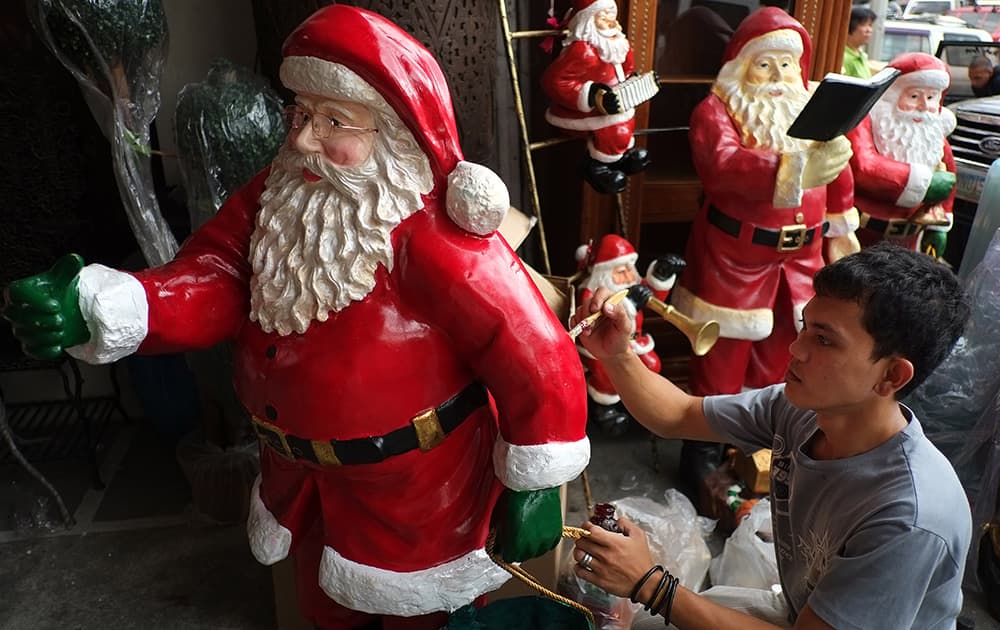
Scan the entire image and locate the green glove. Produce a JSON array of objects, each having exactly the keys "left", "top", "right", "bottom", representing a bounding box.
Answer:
[
  {"left": 2, "top": 254, "right": 90, "bottom": 360},
  {"left": 920, "top": 230, "right": 948, "bottom": 260},
  {"left": 494, "top": 487, "right": 563, "bottom": 563},
  {"left": 923, "top": 170, "right": 956, "bottom": 205}
]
